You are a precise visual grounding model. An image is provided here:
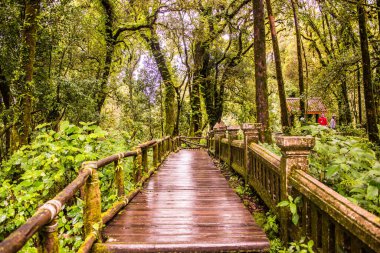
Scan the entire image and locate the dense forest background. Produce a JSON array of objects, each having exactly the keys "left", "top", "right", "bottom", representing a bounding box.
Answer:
[
  {"left": 1, "top": 1, "right": 380, "bottom": 251},
  {"left": 1, "top": 0, "right": 379, "bottom": 159}
]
